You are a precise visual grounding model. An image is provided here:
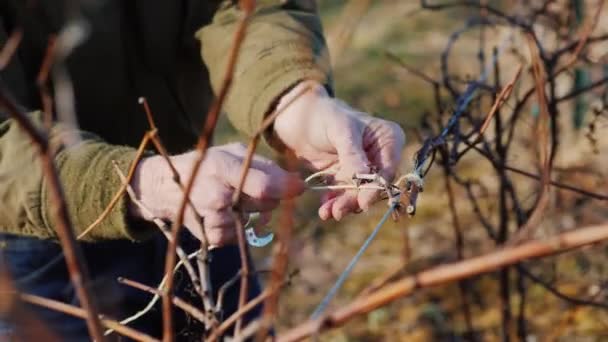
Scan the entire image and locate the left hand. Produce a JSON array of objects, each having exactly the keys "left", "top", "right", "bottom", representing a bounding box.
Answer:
[{"left": 273, "top": 81, "right": 406, "bottom": 221}]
